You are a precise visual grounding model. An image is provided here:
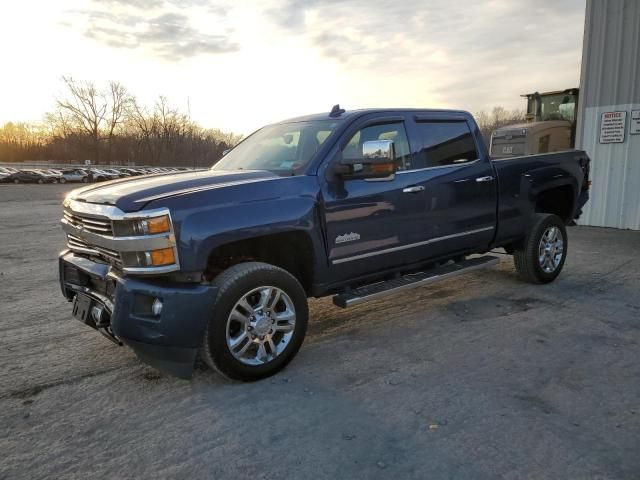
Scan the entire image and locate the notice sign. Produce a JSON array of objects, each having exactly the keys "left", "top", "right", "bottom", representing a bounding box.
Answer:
[
  {"left": 600, "top": 111, "right": 627, "bottom": 143},
  {"left": 631, "top": 110, "right": 640, "bottom": 135}
]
